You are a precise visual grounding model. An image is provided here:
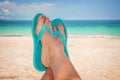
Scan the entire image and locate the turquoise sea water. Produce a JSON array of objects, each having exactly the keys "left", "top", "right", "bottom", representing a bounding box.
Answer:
[{"left": 0, "top": 20, "right": 120, "bottom": 36}]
